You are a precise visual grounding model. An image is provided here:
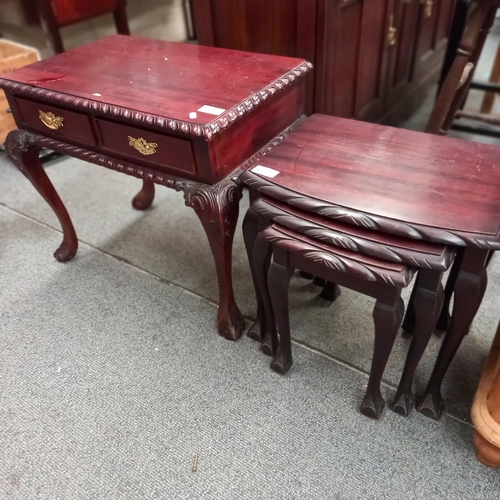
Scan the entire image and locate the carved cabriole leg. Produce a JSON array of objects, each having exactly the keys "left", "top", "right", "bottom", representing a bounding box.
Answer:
[
  {"left": 177, "top": 176, "right": 245, "bottom": 340},
  {"left": 132, "top": 179, "right": 155, "bottom": 210},
  {"left": 253, "top": 233, "right": 276, "bottom": 355},
  {"left": 418, "top": 248, "right": 489, "bottom": 420},
  {"left": 242, "top": 208, "right": 265, "bottom": 342},
  {"left": 392, "top": 270, "right": 444, "bottom": 417},
  {"left": 436, "top": 249, "right": 464, "bottom": 332},
  {"left": 401, "top": 274, "right": 417, "bottom": 334},
  {"left": 6, "top": 130, "right": 78, "bottom": 262},
  {"left": 268, "top": 260, "right": 295, "bottom": 375},
  {"left": 360, "top": 295, "right": 404, "bottom": 420}
]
